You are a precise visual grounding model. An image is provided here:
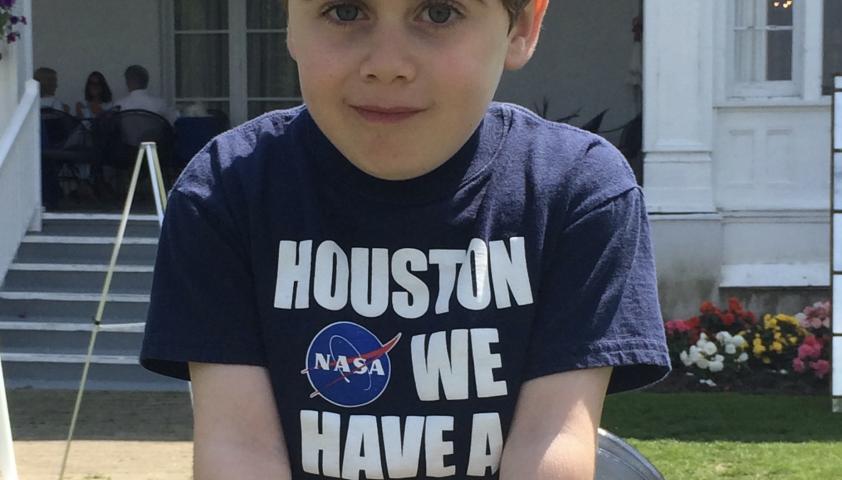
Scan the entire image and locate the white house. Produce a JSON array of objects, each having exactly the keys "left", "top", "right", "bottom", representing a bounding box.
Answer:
[{"left": 0, "top": 0, "right": 840, "bottom": 382}]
